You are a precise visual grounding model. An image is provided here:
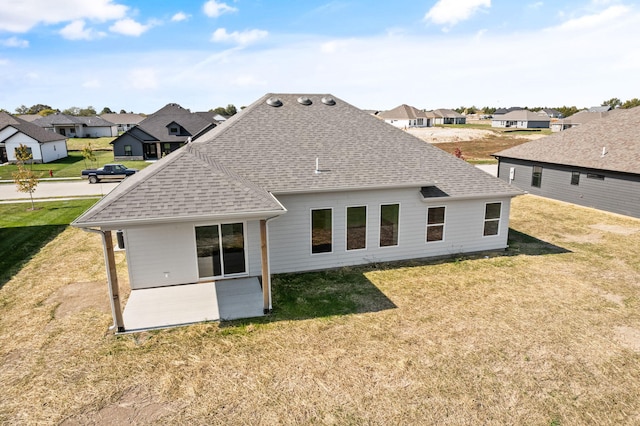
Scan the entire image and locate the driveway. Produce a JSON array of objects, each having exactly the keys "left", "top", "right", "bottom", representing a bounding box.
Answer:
[{"left": 0, "top": 180, "right": 119, "bottom": 202}]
